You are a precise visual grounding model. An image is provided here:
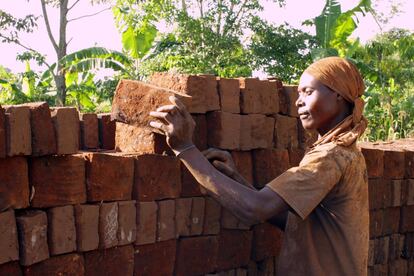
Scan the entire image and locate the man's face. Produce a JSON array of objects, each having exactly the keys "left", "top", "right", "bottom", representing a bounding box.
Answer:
[{"left": 296, "top": 73, "right": 341, "bottom": 134}]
